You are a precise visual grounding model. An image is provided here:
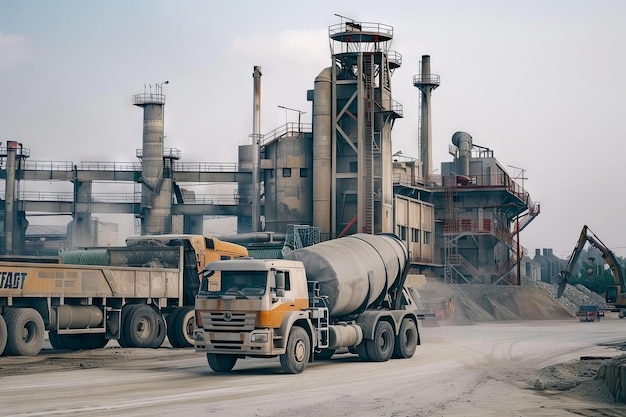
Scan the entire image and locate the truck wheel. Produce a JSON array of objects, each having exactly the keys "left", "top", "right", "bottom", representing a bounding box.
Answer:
[
  {"left": 207, "top": 353, "right": 237, "bottom": 372},
  {"left": 366, "top": 320, "right": 394, "bottom": 362},
  {"left": 392, "top": 318, "right": 418, "bottom": 359},
  {"left": 0, "top": 314, "right": 7, "bottom": 356},
  {"left": 4, "top": 308, "right": 45, "bottom": 356},
  {"left": 169, "top": 307, "right": 195, "bottom": 348},
  {"left": 280, "top": 326, "right": 310, "bottom": 374},
  {"left": 118, "top": 304, "right": 140, "bottom": 348},
  {"left": 126, "top": 305, "right": 159, "bottom": 348},
  {"left": 150, "top": 313, "right": 167, "bottom": 348}
]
